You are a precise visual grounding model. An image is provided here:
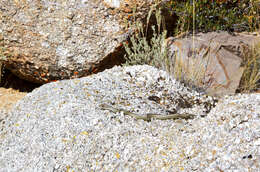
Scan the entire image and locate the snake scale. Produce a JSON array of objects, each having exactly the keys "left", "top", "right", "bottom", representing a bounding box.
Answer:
[{"left": 100, "top": 103, "right": 196, "bottom": 122}]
